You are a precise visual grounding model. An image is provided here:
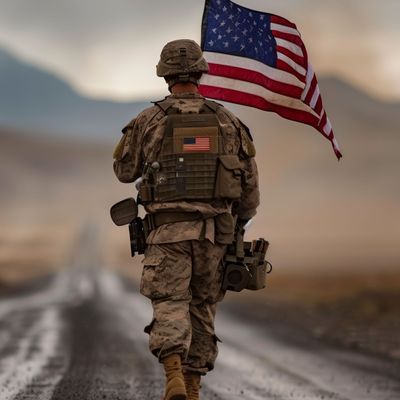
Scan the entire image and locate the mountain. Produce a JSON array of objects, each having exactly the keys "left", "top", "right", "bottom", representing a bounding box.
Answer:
[
  {"left": 0, "top": 48, "right": 150, "bottom": 139},
  {"left": 1, "top": 46, "right": 399, "bottom": 141}
]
